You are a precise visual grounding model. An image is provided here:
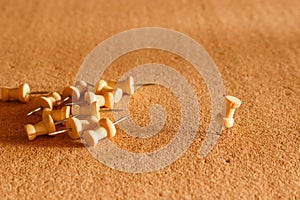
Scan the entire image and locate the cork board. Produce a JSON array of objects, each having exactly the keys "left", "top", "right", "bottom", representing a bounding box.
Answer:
[{"left": 0, "top": 0, "right": 299, "bottom": 199}]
